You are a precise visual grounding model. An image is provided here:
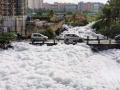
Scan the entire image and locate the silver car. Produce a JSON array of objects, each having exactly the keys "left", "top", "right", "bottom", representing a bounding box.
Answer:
[
  {"left": 64, "top": 34, "right": 83, "bottom": 45},
  {"left": 31, "top": 33, "right": 48, "bottom": 43},
  {"left": 115, "top": 35, "right": 120, "bottom": 43}
]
